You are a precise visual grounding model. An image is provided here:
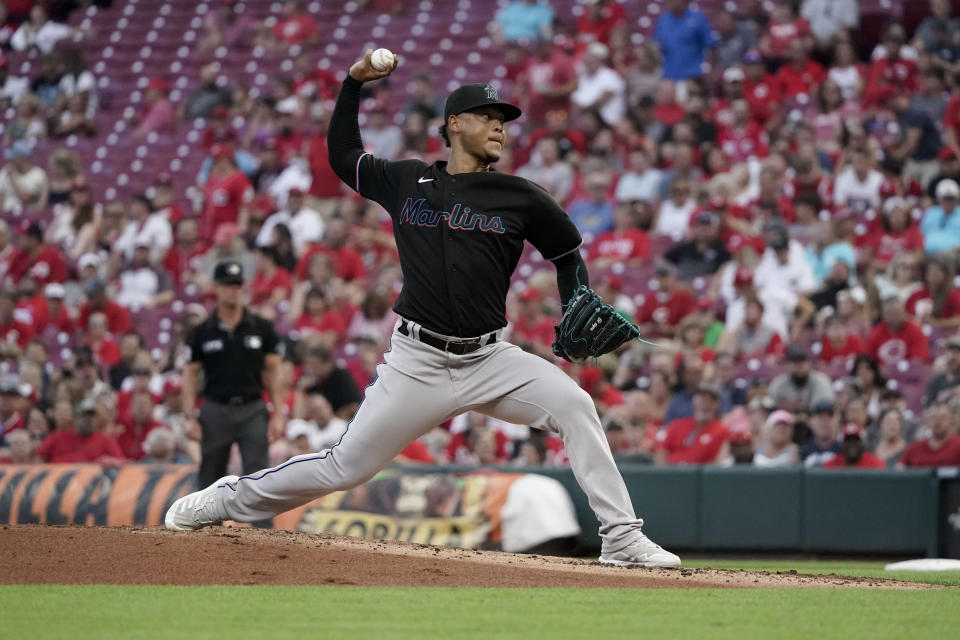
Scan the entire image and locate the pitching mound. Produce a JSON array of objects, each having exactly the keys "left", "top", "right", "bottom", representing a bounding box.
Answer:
[{"left": 0, "top": 525, "right": 932, "bottom": 589}]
